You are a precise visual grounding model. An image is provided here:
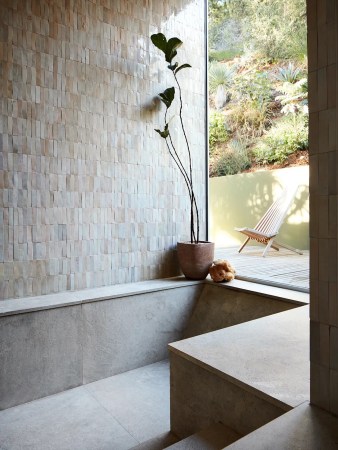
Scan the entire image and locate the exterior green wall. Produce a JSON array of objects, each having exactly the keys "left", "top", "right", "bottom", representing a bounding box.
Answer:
[{"left": 209, "top": 166, "right": 309, "bottom": 250}]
